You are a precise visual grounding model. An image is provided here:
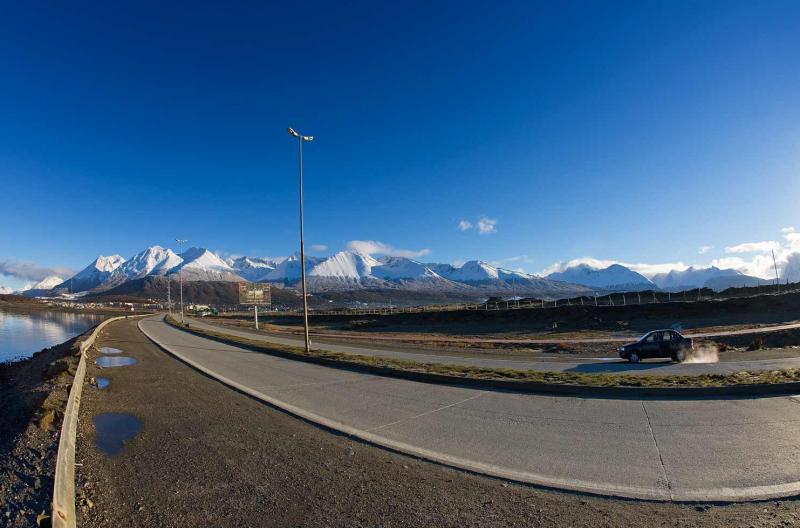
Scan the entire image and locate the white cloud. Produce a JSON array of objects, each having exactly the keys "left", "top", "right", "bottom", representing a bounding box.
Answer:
[
  {"left": 345, "top": 240, "right": 431, "bottom": 259},
  {"left": 0, "top": 259, "right": 73, "bottom": 282},
  {"left": 724, "top": 241, "right": 781, "bottom": 254},
  {"left": 698, "top": 245, "right": 713, "bottom": 254},
  {"left": 310, "top": 244, "right": 328, "bottom": 252},
  {"left": 781, "top": 226, "right": 795, "bottom": 234},
  {"left": 476, "top": 217, "right": 497, "bottom": 235},
  {"left": 457, "top": 220, "right": 472, "bottom": 231}
]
